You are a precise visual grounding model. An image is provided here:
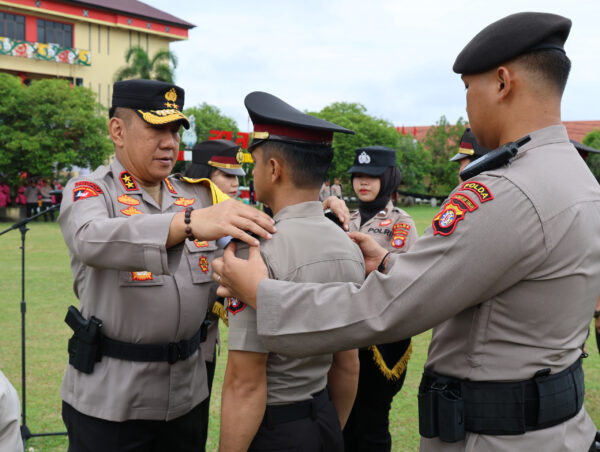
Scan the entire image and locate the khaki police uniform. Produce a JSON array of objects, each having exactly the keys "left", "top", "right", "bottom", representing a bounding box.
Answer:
[
  {"left": 319, "top": 183, "right": 331, "bottom": 201},
  {"left": 0, "top": 370, "right": 23, "bottom": 452},
  {"left": 228, "top": 201, "right": 364, "bottom": 448},
  {"left": 331, "top": 183, "right": 343, "bottom": 199},
  {"left": 59, "top": 158, "right": 219, "bottom": 422},
  {"left": 254, "top": 125, "right": 600, "bottom": 451}
]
